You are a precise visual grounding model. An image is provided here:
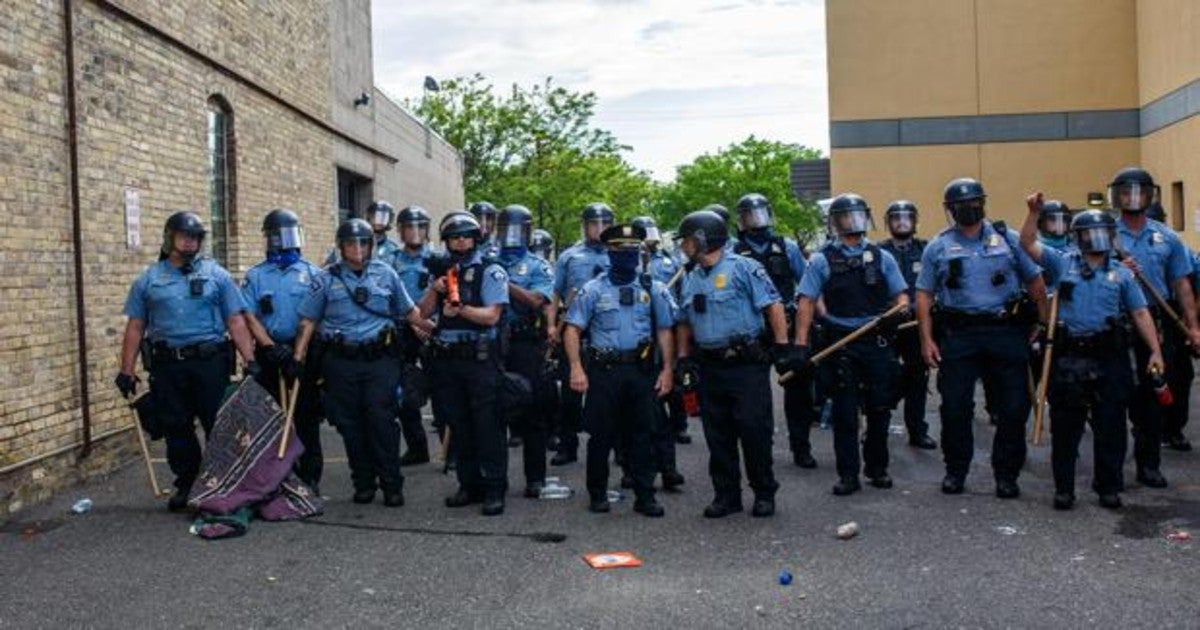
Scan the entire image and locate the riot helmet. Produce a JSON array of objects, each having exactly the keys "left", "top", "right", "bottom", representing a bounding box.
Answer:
[
  {"left": 885, "top": 200, "right": 918, "bottom": 238},
  {"left": 497, "top": 204, "right": 533, "bottom": 249},
  {"left": 828, "top": 193, "right": 872, "bottom": 236},
  {"left": 1037, "top": 200, "right": 1072, "bottom": 238},
  {"left": 631, "top": 215, "right": 661, "bottom": 246},
  {"left": 396, "top": 205, "right": 431, "bottom": 247},
  {"left": 677, "top": 210, "right": 729, "bottom": 256},
  {"left": 365, "top": 201, "right": 395, "bottom": 233},
  {"left": 162, "top": 211, "right": 207, "bottom": 260},
  {"left": 336, "top": 218, "right": 374, "bottom": 262},
  {"left": 735, "top": 193, "right": 774, "bottom": 232},
  {"left": 1107, "top": 167, "right": 1158, "bottom": 213},
  {"left": 1071, "top": 209, "right": 1116, "bottom": 254},
  {"left": 530, "top": 229, "right": 555, "bottom": 259},
  {"left": 581, "top": 202, "right": 615, "bottom": 243},
  {"left": 468, "top": 201, "right": 498, "bottom": 238},
  {"left": 943, "top": 178, "right": 987, "bottom": 227},
  {"left": 262, "top": 208, "right": 304, "bottom": 254}
]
